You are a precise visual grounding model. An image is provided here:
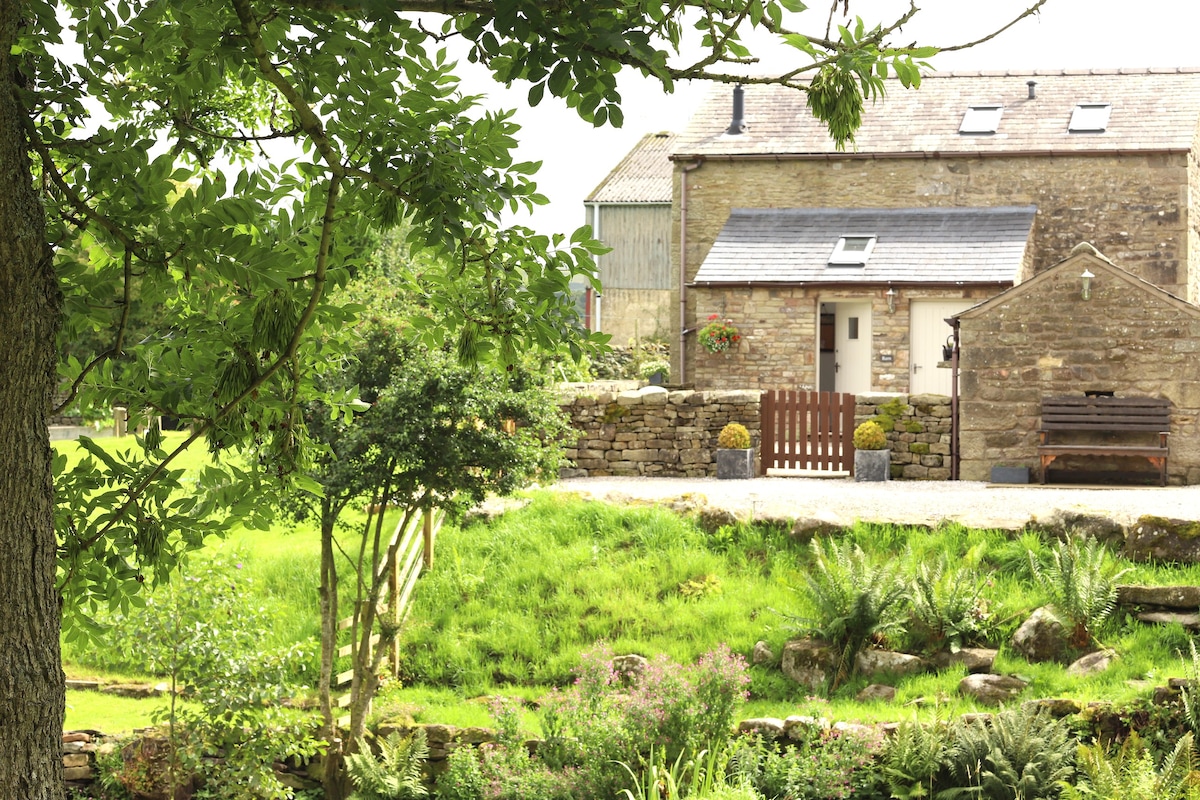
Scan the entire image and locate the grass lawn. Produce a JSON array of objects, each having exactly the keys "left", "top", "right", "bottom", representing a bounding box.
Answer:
[{"left": 54, "top": 442, "right": 1200, "bottom": 734}]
